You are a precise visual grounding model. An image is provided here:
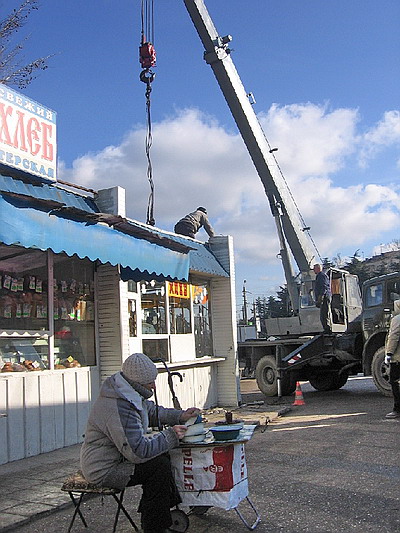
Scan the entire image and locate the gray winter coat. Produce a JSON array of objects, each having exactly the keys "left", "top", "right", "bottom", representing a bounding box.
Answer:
[
  {"left": 386, "top": 300, "right": 400, "bottom": 363},
  {"left": 80, "top": 372, "right": 182, "bottom": 489}
]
